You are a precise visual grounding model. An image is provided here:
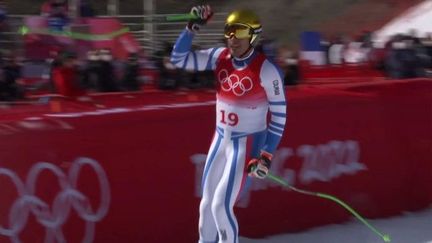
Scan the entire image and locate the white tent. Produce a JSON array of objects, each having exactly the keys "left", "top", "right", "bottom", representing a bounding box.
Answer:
[{"left": 373, "top": 0, "right": 432, "bottom": 47}]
